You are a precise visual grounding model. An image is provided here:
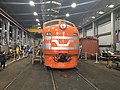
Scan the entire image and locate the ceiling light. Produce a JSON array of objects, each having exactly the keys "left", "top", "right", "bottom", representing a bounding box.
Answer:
[
  {"left": 66, "top": 13, "right": 70, "bottom": 17},
  {"left": 91, "top": 16, "right": 95, "bottom": 19},
  {"left": 38, "top": 27, "right": 41, "bottom": 29},
  {"left": 29, "top": 1, "right": 35, "bottom": 6},
  {"left": 97, "top": 11, "right": 104, "bottom": 14},
  {"left": 36, "top": 19, "right": 39, "bottom": 22},
  {"left": 108, "top": 4, "right": 114, "bottom": 8},
  {"left": 71, "top": 3, "right": 77, "bottom": 8},
  {"left": 33, "top": 12, "right": 38, "bottom": 16},
  {"left": 38, "top": 23, "right": 40, "bottom": 25},
  {"left": 46, "top": 14, "right": 49, "bottom": 16},
  {"left": 47, "top": 9, "right": 50, "bottom": 11},
  {"left": 52, "top": 1, "right": 61, "bottom": 5}
]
